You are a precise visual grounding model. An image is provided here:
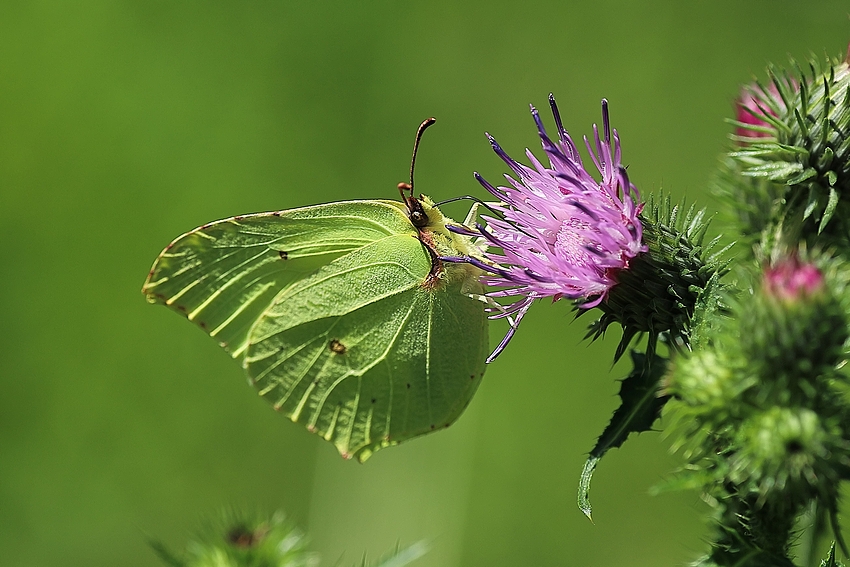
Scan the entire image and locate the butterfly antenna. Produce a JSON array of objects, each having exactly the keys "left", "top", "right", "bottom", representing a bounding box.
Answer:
[
  {"left": 403, "top": 117, "right": 436, "bottom": 198},
  {"left": 398, "top": 118, "right": 436, "bottom": 229}
]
